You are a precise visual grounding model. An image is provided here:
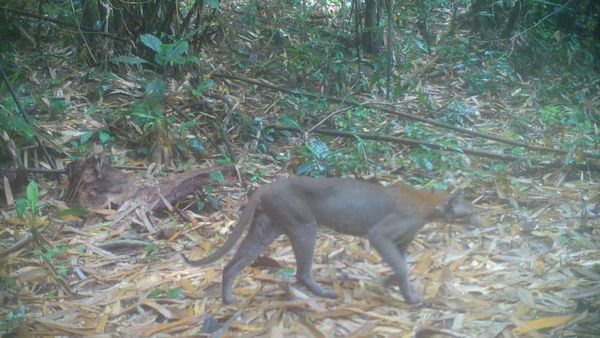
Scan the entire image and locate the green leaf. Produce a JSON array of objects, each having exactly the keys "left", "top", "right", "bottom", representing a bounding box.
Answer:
[
  {"left": 307, "top": 138, "right": 330, "bottom": 159},
  {"left": 168, "top": 41, "right": 189, "bottom": 58},
  {"left": 110, "top": 56, "right": 149, "bottom": 65},
  {"left": 80, "top": 131, "right": 92, "bottom": 144},
  {"left": 278, "top": 267, "right": 296, "bottom": 279},
  {"left": 58, "top": 208, "right": 91, "bottom": 218},
  {"left": 279, "top": 116, "right": 302, "bottom": 130},
  {"left": 296, "top": 161, "right": 315, "bottom": 176},
  {"left": 206, "top": 195, "right": 220, "bottom": 210},
  {"left": 140, "top": 34, "right": 163, "bottom": 52},
  {"left": 144, "top": 79, "right": 166, "bottom": 103},
  {"left": 207, "top": 0, "right": 220, "bottom": 9},
  {"left": 15, "top": 199, "right": 28, "bottom": 218},
  {"left": 166, "top": 288, "right": 185, "bottom": 299},
  {"left": 149, "top": 289, "right": 165, "bottom": 298},
  {"left": 415, "top": 38, "right": 428, "bottom": 53},
  {"left": 429, "top": 182, "right": 448, "bottom": 191},
  {"left": 188, "top": 138, "right": 206, "bottom": 153},
  {"left": 191, "top": 79, "right": 214, "bottom": 96},
  {"left": 423, "top": 159, "right": 433, "bottom": 170},
  {"left": 210, "top": 170, "right": 224, "bottom": 182},
  {"left": 26, "top": 181, "right": 39, "bottom": 214},
  {"left": 99, "top": 130, "right": 111, "bottom": 144}
]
